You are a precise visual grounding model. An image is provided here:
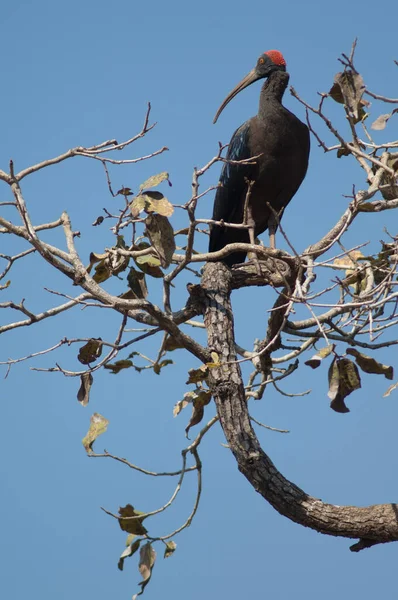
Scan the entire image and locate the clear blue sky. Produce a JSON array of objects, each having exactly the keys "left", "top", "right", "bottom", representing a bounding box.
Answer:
[{"left": 1, "top": 1, "right": 398, "bottom": 599}]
